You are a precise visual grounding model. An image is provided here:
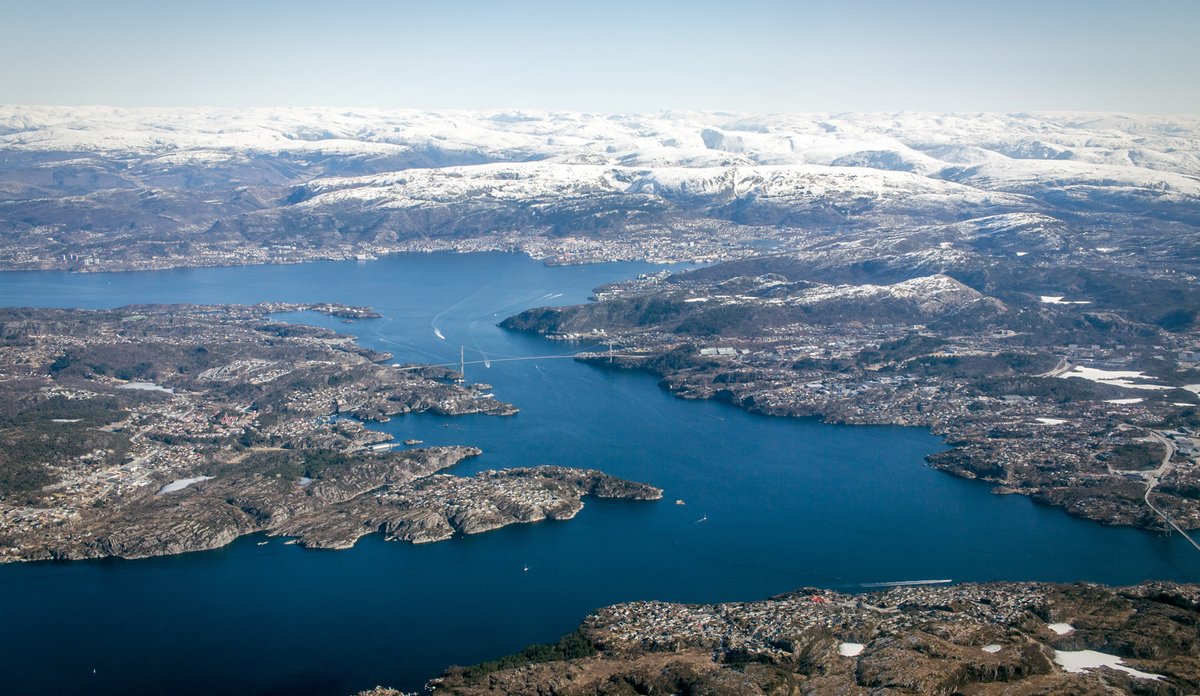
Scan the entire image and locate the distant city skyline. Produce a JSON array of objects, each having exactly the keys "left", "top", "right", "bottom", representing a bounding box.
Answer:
[{"left": 2, "top": 0, "right": 1197, "bottom": 113}]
